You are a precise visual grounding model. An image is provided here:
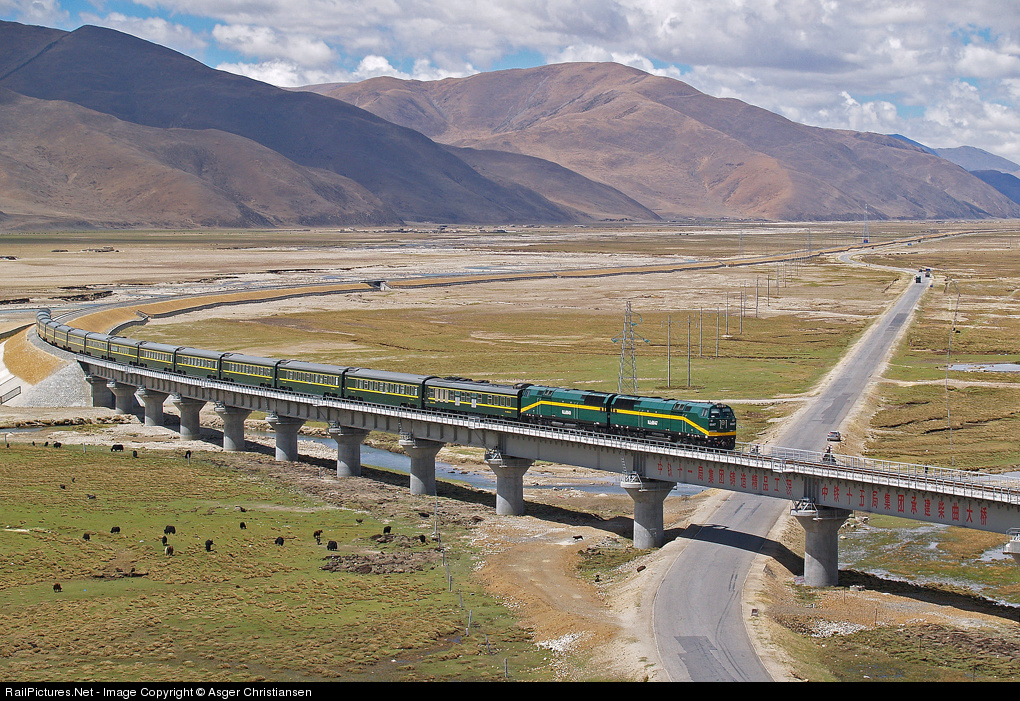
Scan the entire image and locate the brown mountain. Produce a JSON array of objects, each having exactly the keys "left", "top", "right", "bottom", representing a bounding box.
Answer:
[
  {"left": 306, "top": 63, "right": 1020, "bottom": 221},
  {"left": 0, "top": 21, "right": 605, "bottom": 226},
  {"left": 0, "top": 87, "right": 398, "bottom": 229}
]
